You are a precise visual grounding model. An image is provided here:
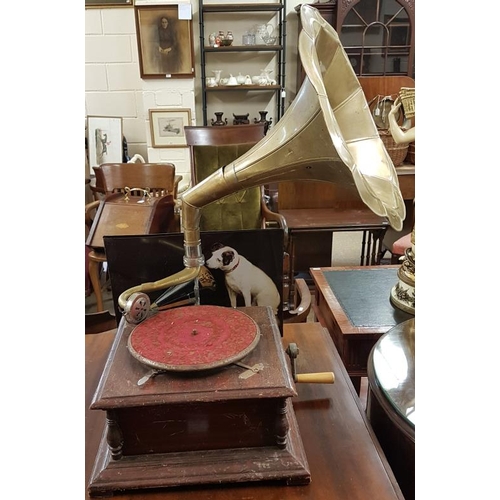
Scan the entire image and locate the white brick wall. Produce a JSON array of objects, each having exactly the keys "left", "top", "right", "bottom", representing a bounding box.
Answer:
[
  {"left": 85, "top": 1, "right": 302, "bottom": 189},
  {"left": 85, "top": 5, "right": 195, "bottom": 187}
]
